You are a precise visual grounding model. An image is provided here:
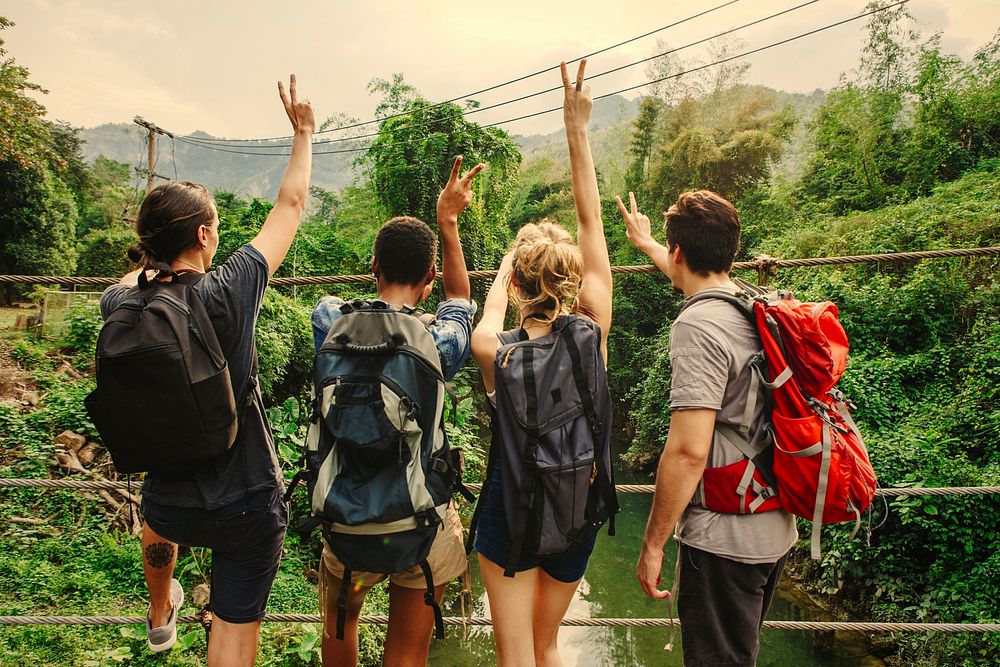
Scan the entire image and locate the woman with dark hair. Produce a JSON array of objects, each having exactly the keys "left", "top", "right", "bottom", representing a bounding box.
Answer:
[
  {"left": 470, "top": 60, "right": 614, "bottom": 666},
  {"left": 99, "top": 76, "right": 314, "bottom": 667}
]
